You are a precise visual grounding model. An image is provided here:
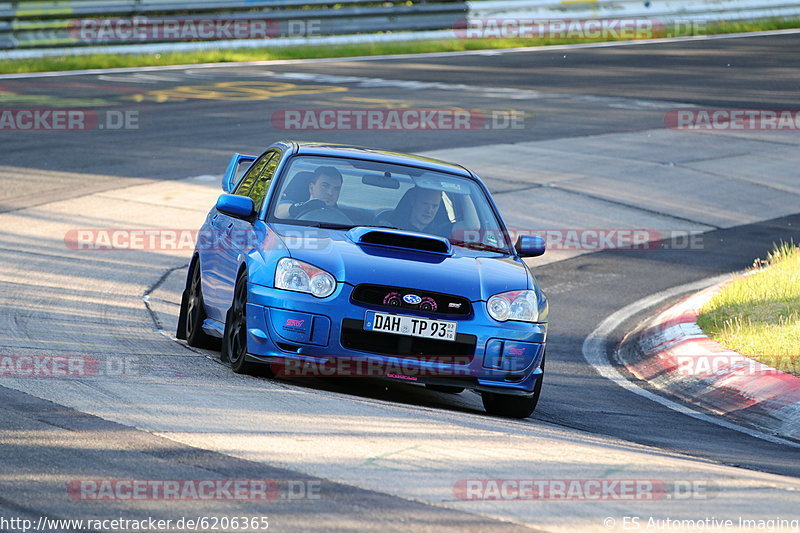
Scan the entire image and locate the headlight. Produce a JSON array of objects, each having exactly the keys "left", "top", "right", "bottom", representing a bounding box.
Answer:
[
  {"left": 486, "top": 290, "right": 539, "bottom": 323},
  {"left": 274, "top": 258, "right": 336, "bottom": 298}
]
